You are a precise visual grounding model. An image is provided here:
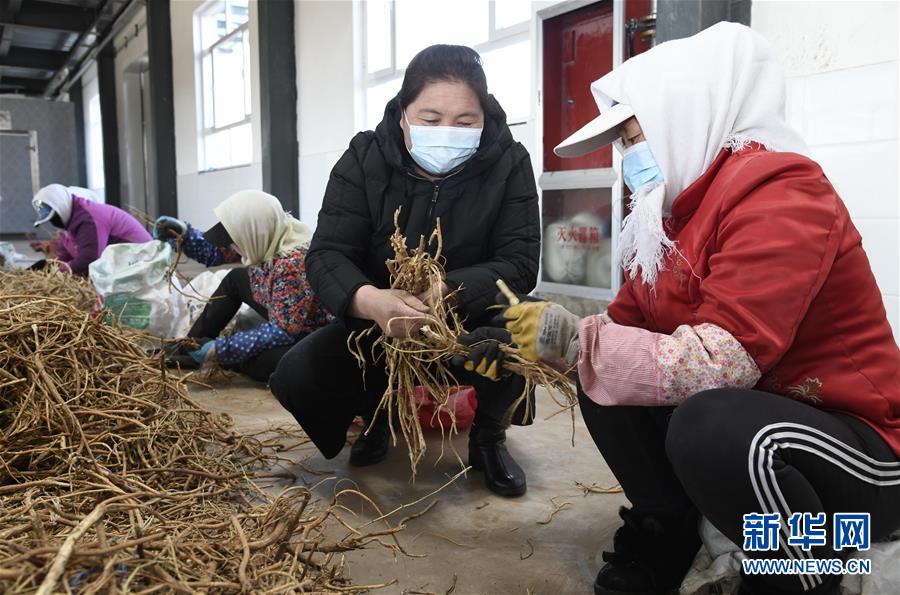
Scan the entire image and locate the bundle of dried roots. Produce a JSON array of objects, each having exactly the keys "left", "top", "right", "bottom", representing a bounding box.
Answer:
[
  {"left": 0, "top": 271, "right": 413, "bottom": 593},
  {"left": 349, "top": 210, "right": 577, "bottom": 477},
  {"left": 0, "top": 265, "right": 97, "bottom": 312}
]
